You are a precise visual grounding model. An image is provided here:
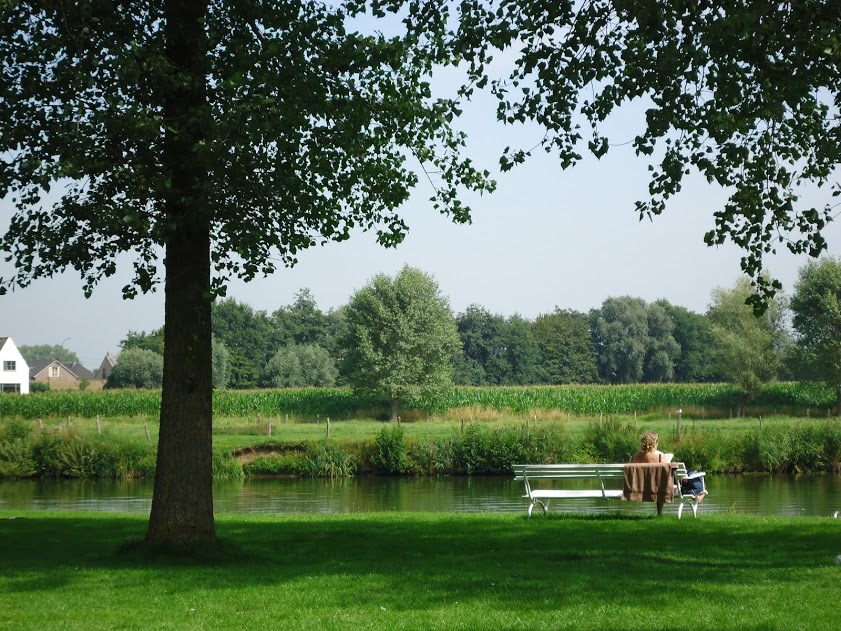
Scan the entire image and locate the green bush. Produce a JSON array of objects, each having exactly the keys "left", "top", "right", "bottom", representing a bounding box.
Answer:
[
  {"left": 741, "top": 428, "right": 792, "bottom": 473},
  {"left": 244, "top": 454, "right": 303, "bottom": 475},
  {"left": 302, "top": 444, "right": 355, "bottom": 478},
  {"left": 581, "top": 418, "right": 638, "bottom": 463},
  {"left": 370, "top": 426, "right": 410, "bottom": 474},
  {"left": 212, "top": 451, "right": 245, "bottom": 480},
  {"left": 29, "top": 431, "right": 156, "bottom": 479}
]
